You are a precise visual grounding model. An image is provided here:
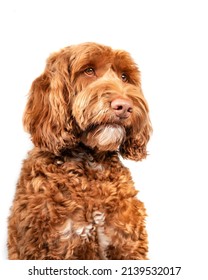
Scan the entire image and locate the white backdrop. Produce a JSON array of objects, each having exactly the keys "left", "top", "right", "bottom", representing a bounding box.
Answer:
[{"left": 0, "top": 0, "right": 208, "bottom": 276}]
